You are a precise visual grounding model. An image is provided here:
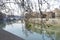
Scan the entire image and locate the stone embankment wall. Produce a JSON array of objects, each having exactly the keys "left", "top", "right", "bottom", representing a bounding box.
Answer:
[{"left": 29, "top": 18, "right": 60, "bottom": 25}]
